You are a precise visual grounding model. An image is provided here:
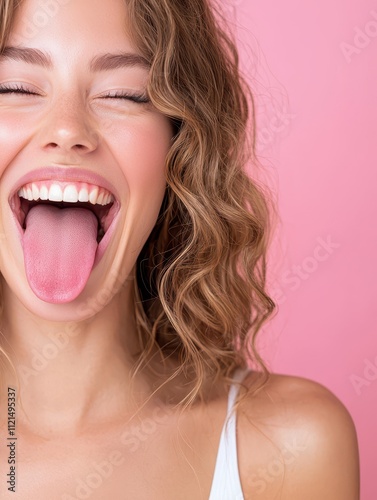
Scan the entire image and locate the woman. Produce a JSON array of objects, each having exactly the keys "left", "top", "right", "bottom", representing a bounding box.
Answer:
[{"left": 0, "top": 0, "right": 359, "bottom": 498}]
